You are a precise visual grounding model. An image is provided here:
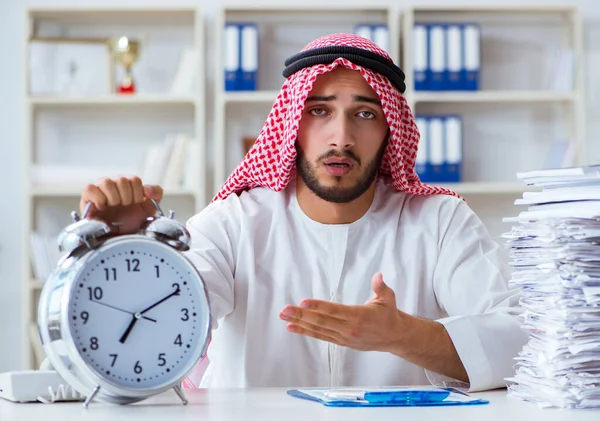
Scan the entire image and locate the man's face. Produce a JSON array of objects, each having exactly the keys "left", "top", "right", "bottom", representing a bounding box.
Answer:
[{"left": 296, "top": 67, "right": 389, "bottom": 203}]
